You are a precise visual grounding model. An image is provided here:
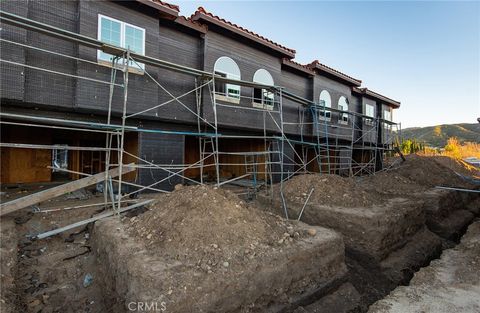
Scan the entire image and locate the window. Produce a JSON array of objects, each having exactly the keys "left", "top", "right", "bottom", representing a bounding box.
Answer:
[
  {"left": 319, "top": 90, "right": 332, "bottom": 120},
  {"left": 338, "top": 96, "right": 349, "bottom": 124},
  {"left": 98, "top": 15, "right": 145, "bottom": 70},
  {"left": 214, "top": 56, "right": 241, "bottom": 100},
  {"left": 384, "top": 109, "right": 392, "bottom": 122},
  {"left": 52, "top": 148, "right": 68, "bottom": 172},
  {"left": 253, "top": 69, "right": 274, "bottom": 108},
  {"left": 365, "top": 103, "right": 375, "bottom": 125},
  {"left": 384, "top": 108, "right": 392, "bottom": 128}
]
